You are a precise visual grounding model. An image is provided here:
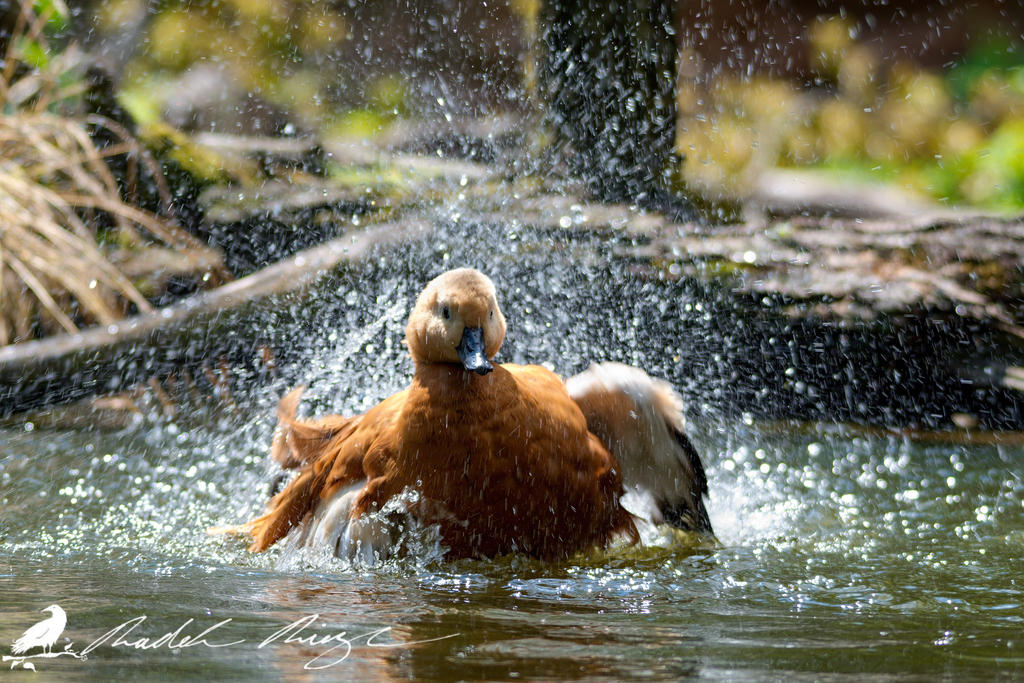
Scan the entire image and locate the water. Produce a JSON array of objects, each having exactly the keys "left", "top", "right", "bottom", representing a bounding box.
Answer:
[{"left": 2, "top": 215, "right": 1023, "bottom": 679}]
